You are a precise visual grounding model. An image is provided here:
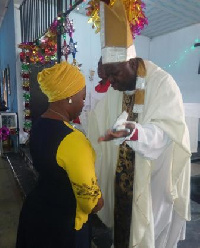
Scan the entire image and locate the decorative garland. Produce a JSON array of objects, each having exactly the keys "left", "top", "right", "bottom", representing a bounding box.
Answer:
[
  {"left": 20, "top": 62, "right": 32, "bottom": 133},
  {"left": 18, "top": 15, "right": 77, "bottom": 64},
  {"left": 61, "top": 16, "right": 81, "bottom": 68},
  {"left": 86, "top": 0, "right": 101, "bottom": 33},
  {"left": 18, "top": 14, "right": 80, "bottom": 133},
  {"left": 86, "top": 0, "right": 148, "bottom": 38}
]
